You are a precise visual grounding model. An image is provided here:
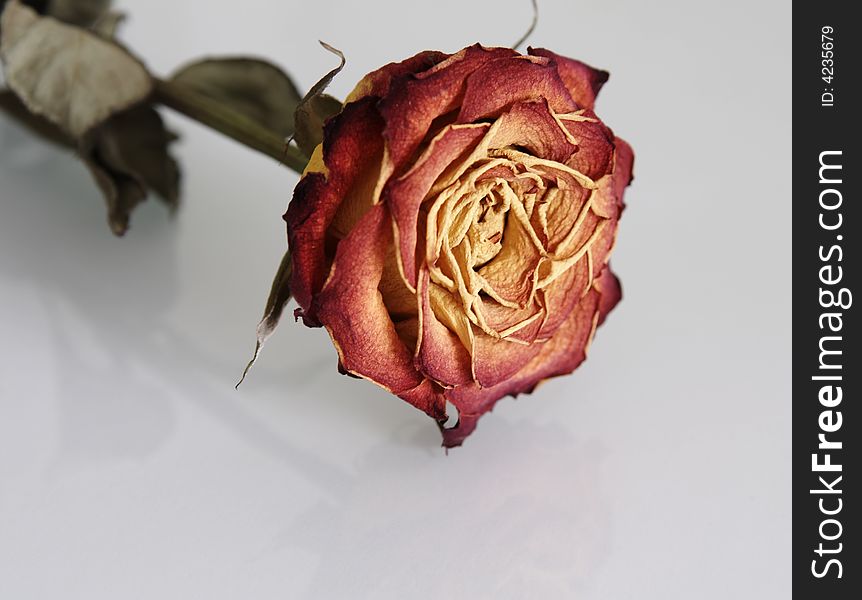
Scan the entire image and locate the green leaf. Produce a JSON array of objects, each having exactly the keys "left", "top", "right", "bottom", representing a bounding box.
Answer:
[{"left": 171, "top": 57, "right": 301, "bottom": 139}]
